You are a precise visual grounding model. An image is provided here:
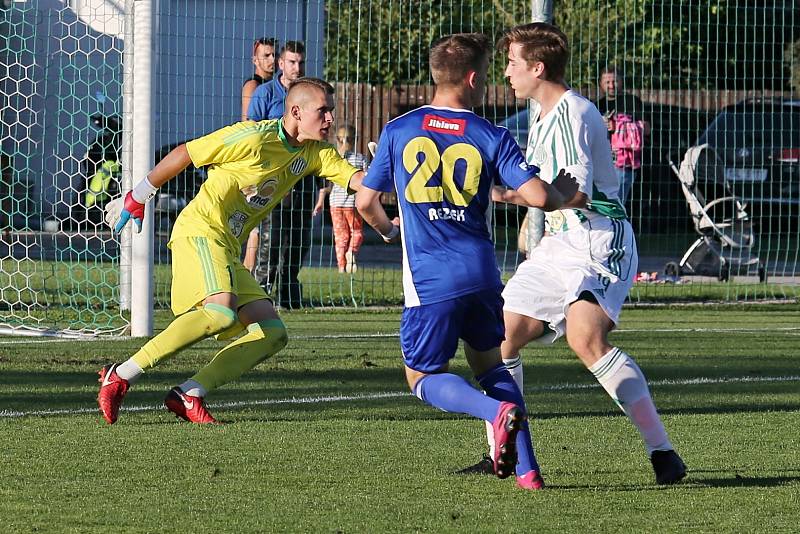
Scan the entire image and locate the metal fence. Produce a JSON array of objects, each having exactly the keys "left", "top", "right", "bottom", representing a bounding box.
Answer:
[{"left": 1, "top": 0, "right": 798, "bottom": 336}]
